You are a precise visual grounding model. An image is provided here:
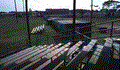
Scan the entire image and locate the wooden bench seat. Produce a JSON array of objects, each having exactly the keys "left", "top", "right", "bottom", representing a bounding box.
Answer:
[
  {"left": 0, "top": 46, "right": 36, "bottom": 65},
  {"left": 82, "top": 39, "right": 97, "bottom": 52},
  {"left": 63, "top": 39, "right": 97, "bottom": 70},
  {"left": 19, "top": 43, "right": 64, "bottom": 70},
  {"left": 113, "top": 43, "right": 119, "bottom": 59},
  {"left": 29, "top": 43, "right": 63, "bottom": 61},
  {"left": 34, "top": 42, "right": 71, "bottom": 70},
  {"left": 83, "top": 38, "right": 116, "bottom": 69},
  {"left": 36, "top": 48, "right": 69, "bottom": 70},
  {"left": 1, "top": 45, "right": 49, "bottom": 70},
  {"left": 15, "top": 44, "right": 54, "bottom": 64}
]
